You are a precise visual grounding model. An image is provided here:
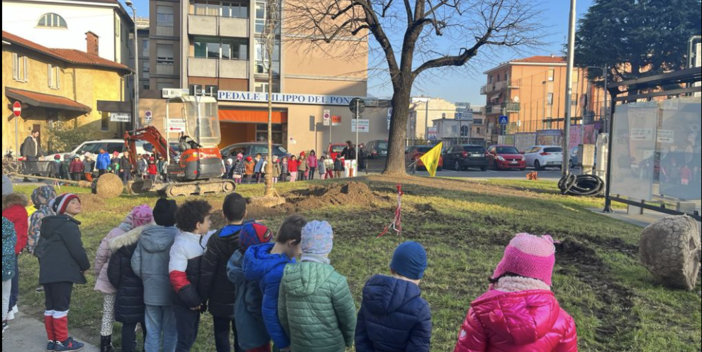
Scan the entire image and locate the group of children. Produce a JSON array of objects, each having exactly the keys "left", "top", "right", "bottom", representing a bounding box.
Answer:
[
  {"left": 2, "top": 172, "right": 579, "bottom": 352},
  {"left": 224, "top": 150, "right": 352, "bottom": 185}
]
